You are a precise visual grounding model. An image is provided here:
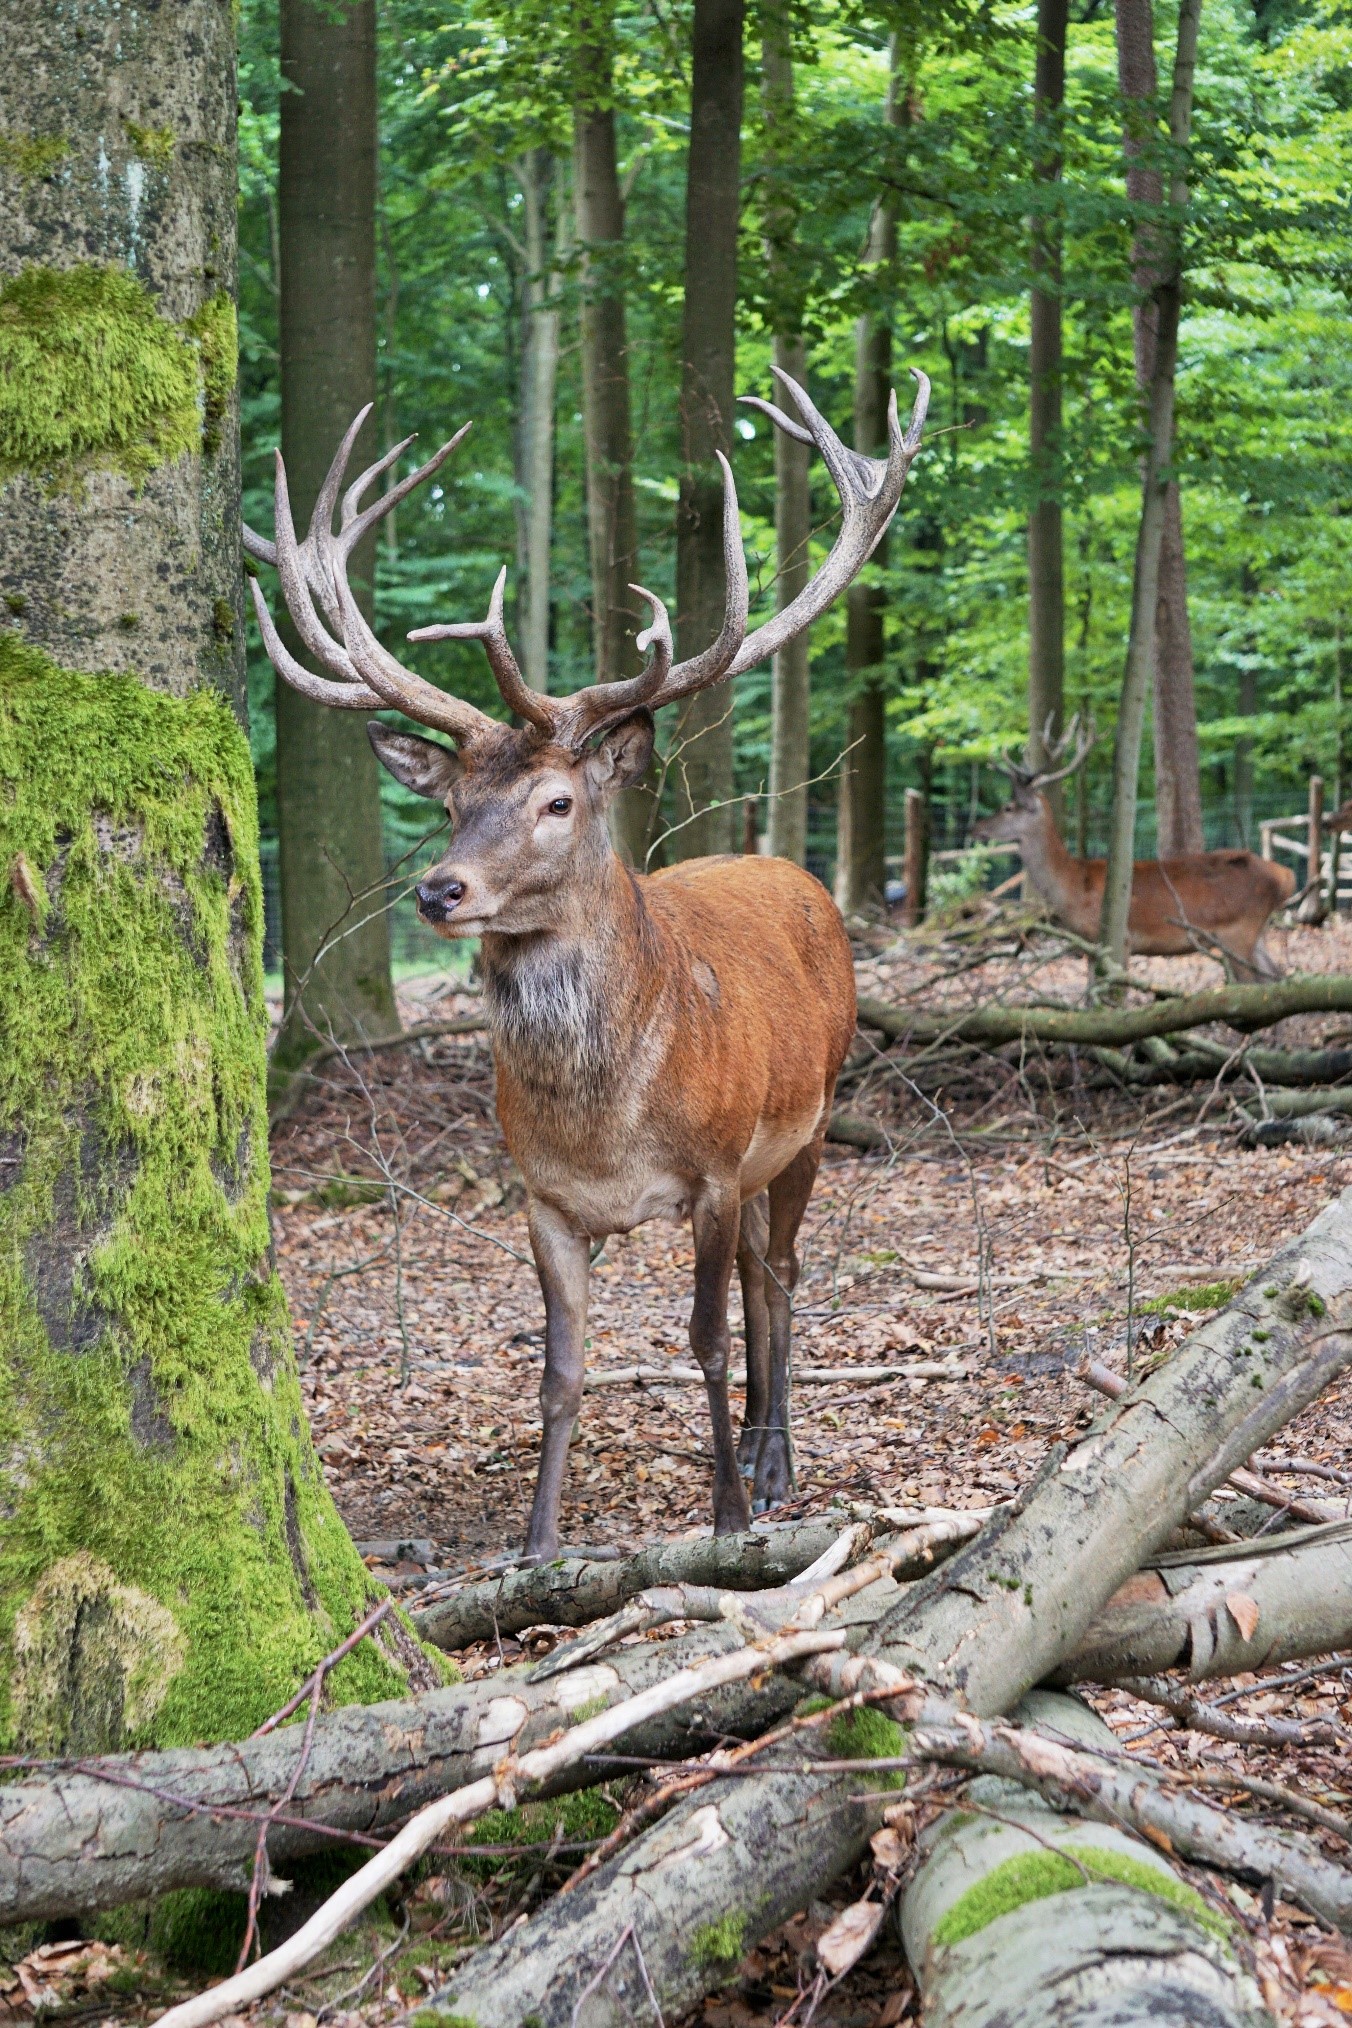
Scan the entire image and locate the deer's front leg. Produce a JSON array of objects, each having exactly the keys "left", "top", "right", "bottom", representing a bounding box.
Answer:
[
  {"left": 690, "top": 1187, "right": 753, "bottom": 1536},
  {"left": 523, "top": 1197, "right": 591, "bottom": 1563}
]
